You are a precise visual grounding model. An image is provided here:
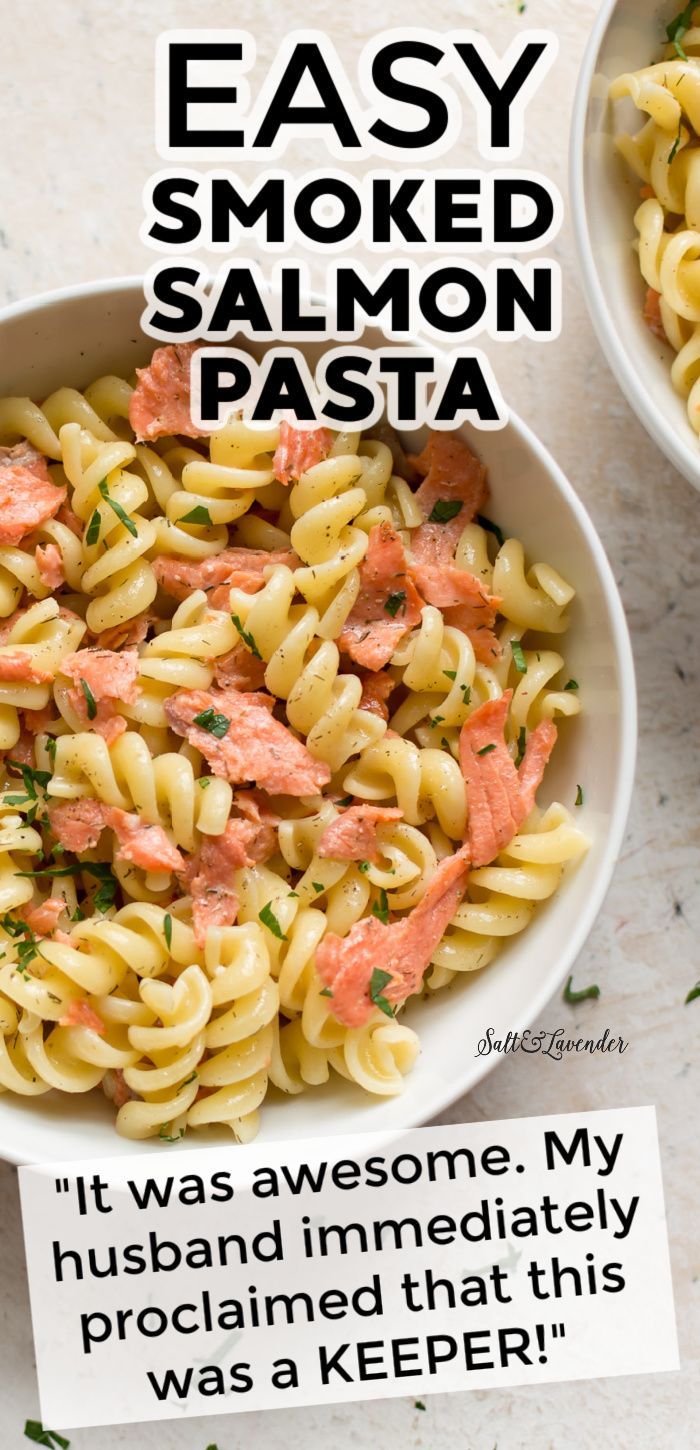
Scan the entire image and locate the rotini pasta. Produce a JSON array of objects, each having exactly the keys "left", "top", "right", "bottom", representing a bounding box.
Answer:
[
  {"left": 611, "top": 6, "right": 700, "bottom": 438},
  {"left": 0, "top": 342, "right": 588, "bottom": 1140}
]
